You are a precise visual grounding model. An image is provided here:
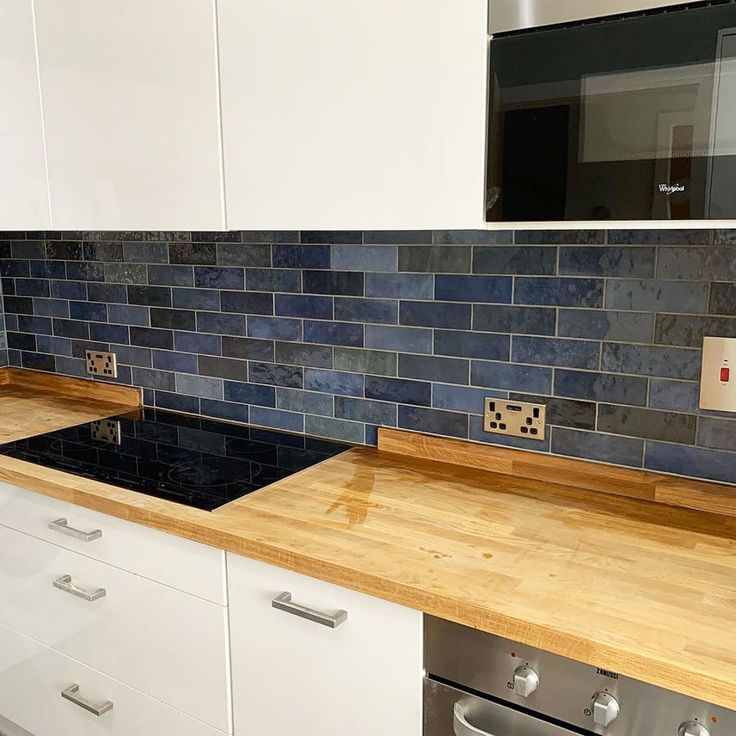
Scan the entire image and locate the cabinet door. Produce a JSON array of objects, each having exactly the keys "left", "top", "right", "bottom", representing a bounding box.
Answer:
[
  {"left": 0, "top": 0, "right": 50, "bottom": 229},
  {"left": 228, "top": 554, "right": 423, "bottom": 736},
  {"left": 34, "top": 0, "right": 225, "bottom": 231},
  {"left": 219, "top": 0, "right": 487, "bottom": 230}
]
